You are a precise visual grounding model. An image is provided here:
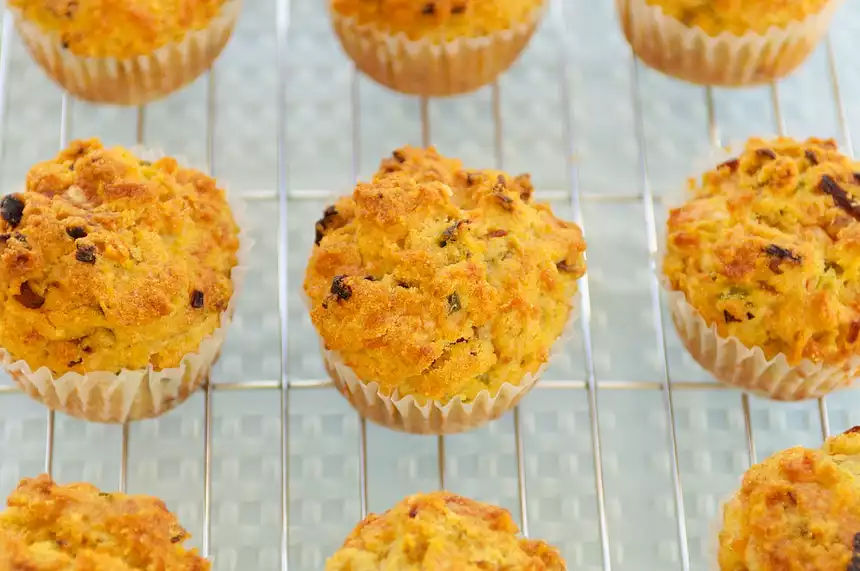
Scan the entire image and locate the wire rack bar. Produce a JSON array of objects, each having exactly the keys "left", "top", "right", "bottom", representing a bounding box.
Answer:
[
  {"left": 276, "top": 0, "right": 293, "bottom": 569},
  {"left": 552, "top": 0, "right": 613, "bottom": 567},
  {"left": 628, "top": 53, "right": 692, "bottom": 571}
]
